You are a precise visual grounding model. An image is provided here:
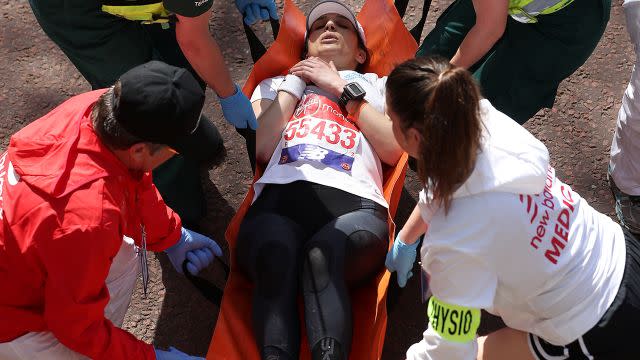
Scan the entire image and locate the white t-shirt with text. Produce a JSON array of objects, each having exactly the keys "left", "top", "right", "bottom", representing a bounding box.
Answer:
[
  {"left": 407, "top": 100, "right": 626, "bottom": 360},
  {"left": 249, "top": 71, "right": 389, "bottom": 207}
]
